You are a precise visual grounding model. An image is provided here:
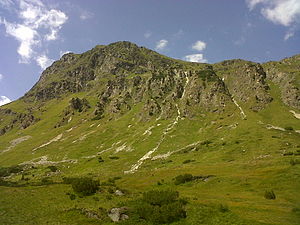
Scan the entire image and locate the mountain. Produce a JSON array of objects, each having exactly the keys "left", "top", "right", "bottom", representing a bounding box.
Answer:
[{"left": 0, "top": 41, "right": 299, "bottom": 225}]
